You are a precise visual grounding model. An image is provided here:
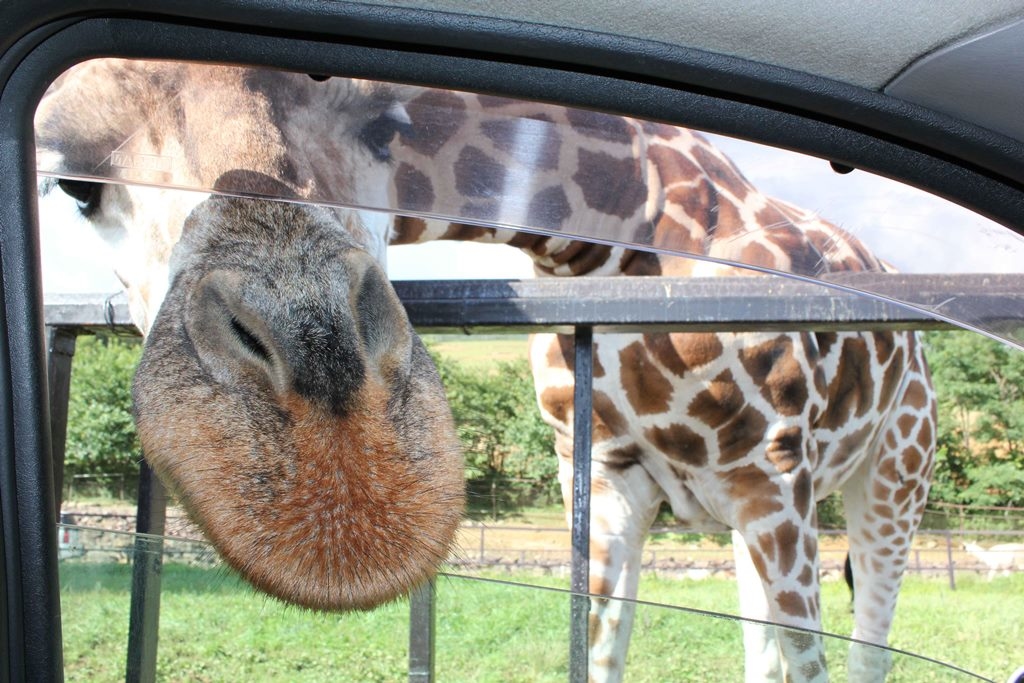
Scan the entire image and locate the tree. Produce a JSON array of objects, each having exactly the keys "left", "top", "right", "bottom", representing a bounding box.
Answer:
[
  {"left": 924, "top": 329, "right": 1024, "bottom": 506},
  {"left": 429, "top": 349, "right": 558, "bottom": 516},
  {"left": 64, "top": 335, "right": 144, "bottom": 492}
]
